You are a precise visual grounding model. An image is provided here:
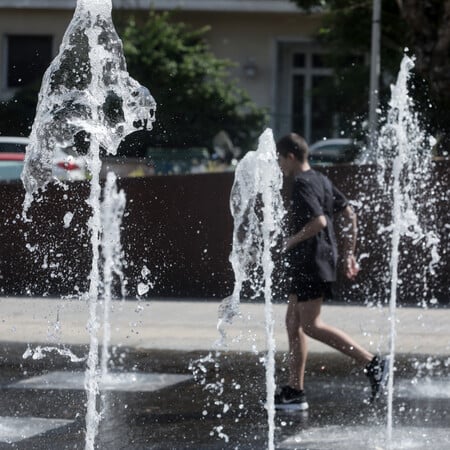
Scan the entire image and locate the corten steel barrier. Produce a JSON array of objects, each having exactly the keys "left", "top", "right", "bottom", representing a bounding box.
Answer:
[{"left": 0, "top": 162, "right": 448, "bottom": 304}]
